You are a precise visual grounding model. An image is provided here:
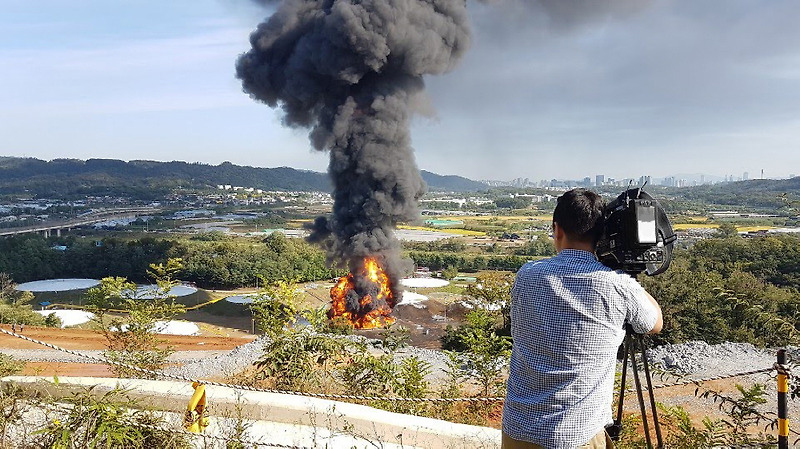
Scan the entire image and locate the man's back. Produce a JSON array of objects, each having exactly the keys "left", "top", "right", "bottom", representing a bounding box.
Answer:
[{"left": 503, "top": 249, "right": 659, "bottom": 448}]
